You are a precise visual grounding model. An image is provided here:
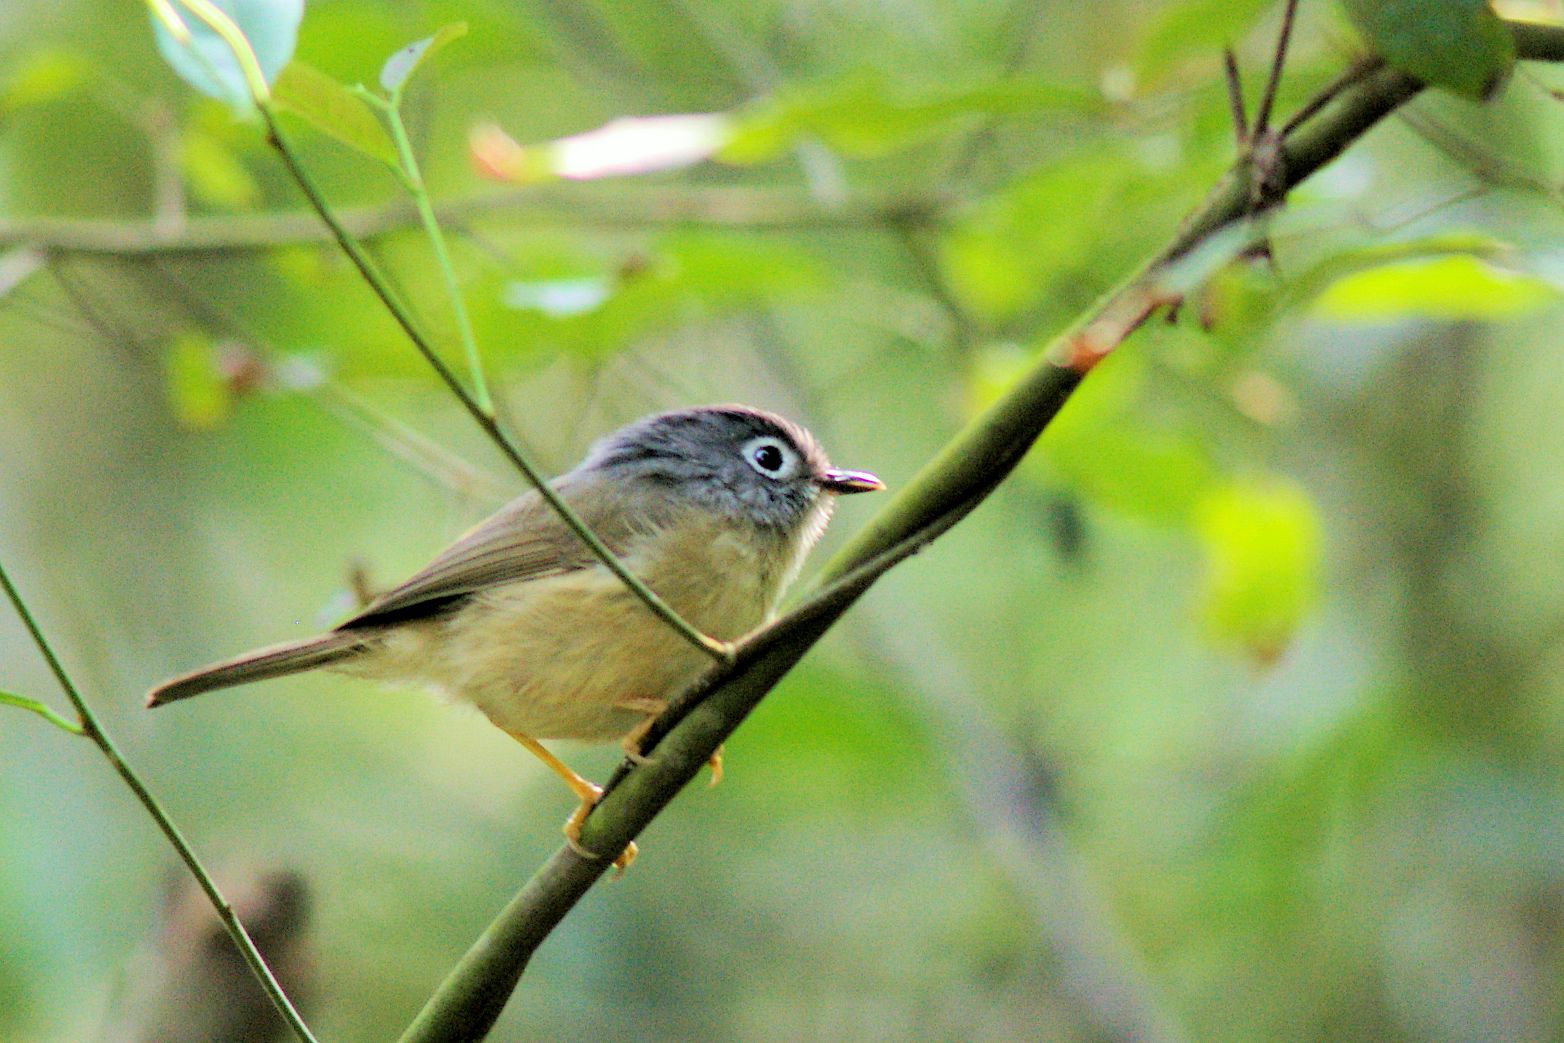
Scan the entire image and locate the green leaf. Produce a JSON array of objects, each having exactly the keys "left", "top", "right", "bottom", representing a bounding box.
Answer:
[
  {"left": 151, "top": 0, "right": 303, "bottom": 110},
  {"left": 1035, "top": 346, "right": 1221, "bottom": 525},
  {"left": 380, "top": 23, "right": 467, "bottom": 96},
  {"left": 723, "top": 71, "right": 1101, "bottom": 162},
  {"left": 1195, "top": 478, "right": 1322, "bottom": 661},
  {"left": 1136, "top": 0, "right": 1276, "bottom": 80},
  {"left": 179, "top": 127, "right": 261, "bottom": 208},
  {"left": 272, "top": 61, "right": 396, "bottom": 165},
  {"left": 940, "top": 155, "right": 1127, "bottom": 325},
  {"left": 1341, "top": 0, "right": 1514, "bottom": 100},
  {"left": 0, "top": 51, "right": 91, "bottom": 117},
  {"left": 1312, "top": 254, "right": 1559, "bottom": 321},
  {"left": 164, "top": 332, "right": 233, "bottom": 430}
]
